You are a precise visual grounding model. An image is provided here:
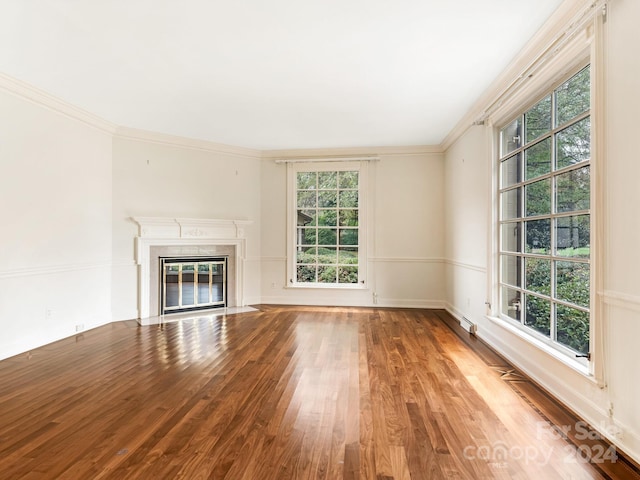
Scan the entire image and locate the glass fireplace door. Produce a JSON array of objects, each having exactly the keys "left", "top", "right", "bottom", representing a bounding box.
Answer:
[{"left": 161, "top": 257, "right": 227, "bottom": 314}]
